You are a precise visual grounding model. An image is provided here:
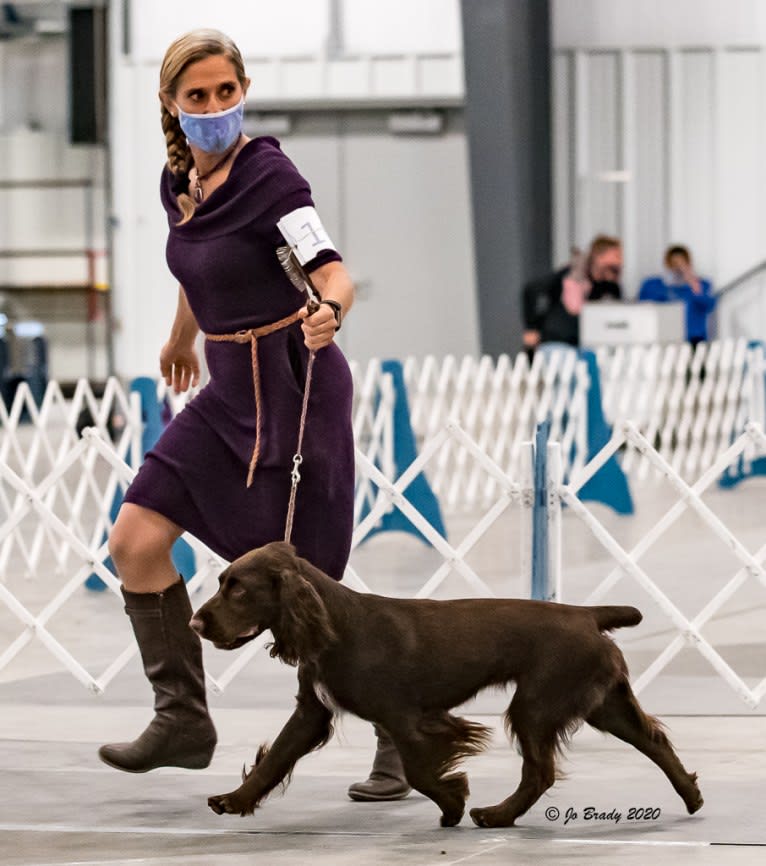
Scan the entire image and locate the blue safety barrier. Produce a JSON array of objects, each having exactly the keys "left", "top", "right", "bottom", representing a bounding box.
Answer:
[
  {"left": 358, "top": 359, "right": 446, "bottom": 545},
  {"left": 577, "top": 350, "right": 634, "bottom": 515},
  {"left": 85, "top": 377, "right": 196, "bottom": 591},
  {"left": 718, "top": 340, "right": 766, "bottom": 489}
]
